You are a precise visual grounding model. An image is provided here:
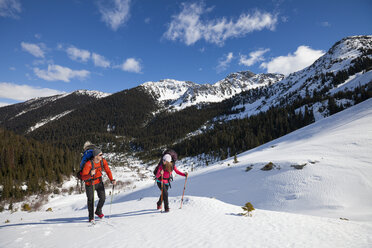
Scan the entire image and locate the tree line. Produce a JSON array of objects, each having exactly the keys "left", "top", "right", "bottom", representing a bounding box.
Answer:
[
  {"left": 139, "top": 84, "right": 371, "bottom": 162},
  {"left": 0, "top": 128, "right": 79, "bottom": 201}
]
